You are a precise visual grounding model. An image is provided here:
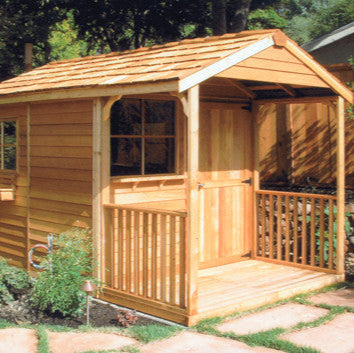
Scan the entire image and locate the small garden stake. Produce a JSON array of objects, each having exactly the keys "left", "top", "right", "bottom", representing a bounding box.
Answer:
[{"left": 80, "top": 280, "right": 97, "bottom": 326}]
